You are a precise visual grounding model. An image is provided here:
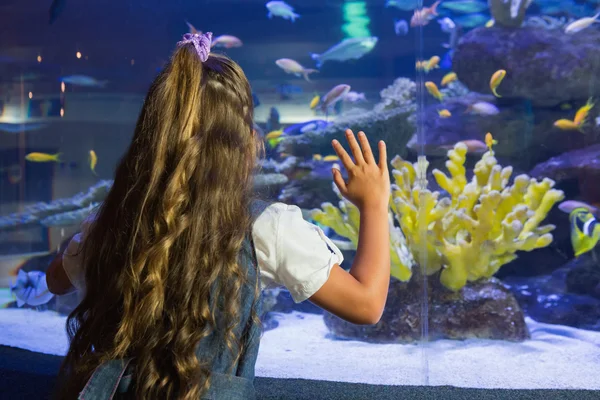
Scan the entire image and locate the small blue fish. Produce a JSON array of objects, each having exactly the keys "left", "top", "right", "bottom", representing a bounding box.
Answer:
[
  {"left": 284, "top": 120, "right": 331, "bottom": 136},
  {"left": 440, "top": 50, "right": 454, "bottom": 70},
  {"left": 60, "top": 75, "right": 108, "bottom": 87},
  {"left": 11, "top": 270, "right": 54, "bottom": 307},
  {"left": 394, "top": 19, "right": 409, "bottom": 36}
]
